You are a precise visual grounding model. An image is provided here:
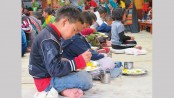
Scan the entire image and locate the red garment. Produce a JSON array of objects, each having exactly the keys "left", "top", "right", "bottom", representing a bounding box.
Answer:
[
  {"left": 49, "top": 24, "right": 62, "bottom": 37},
  {"left": 90, "top": 0, "right": 97, "bottom": 7},
  {"left": 34, "top": 78, "right": 51, "bottom": 92},
  {"left": 33, "top": 24, "right": 86, "bottom": 92},
  {"left": 74, "top": 55, "right": 86, "bottom": 69},
  {"left": 85, "top": 0, "right": 97, "bottom": 10},
  {"left": 142, "top": 3, "right": 149, "bottom": 12},
  {"left": 81, "top": 28, "right": 95, "bottom": 36}
]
